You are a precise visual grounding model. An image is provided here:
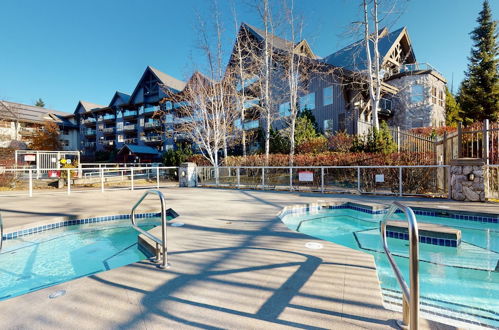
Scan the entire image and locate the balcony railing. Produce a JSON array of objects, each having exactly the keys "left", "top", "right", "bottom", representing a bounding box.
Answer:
[
  {"left": 83, "top": 118, "right": 96, "bottom": 125},
  {"left": 144, "top": 106, "right": 159, "bottom": 114},
  {"left": 123, "top": 110, "right": 138, "bottom": 118},
  {"left": 243, "top": 120, "right": 259, "bottom": 130},
  {"left": 124, "top": 138, "right": 137, "bottom": 144},
  {"left": 19, "top": 127, "right": 37, "bottom": 136},
  {"left": 103, "top": 114, "right": 116, "bottom": 121},
  {"left": 103, "top": 127, "right": 115, "bottom": 134},
  {"left": 144, "top": 122, "right": 161, "bottom": 129},
  {"left": 124, "top": 124, "right": 136, "bottom": 131},
  {"left": 399, "top": 63, "right": 442, "bottom": 76},
  {"left": 85, "top": 129, "right": 96, "bottom": 136},
  {"left": 141, "top": 135, "right": 163, "bottom": 142},
  {"left": 84, "top": 142, "right": 95, "bottom": 148}
]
